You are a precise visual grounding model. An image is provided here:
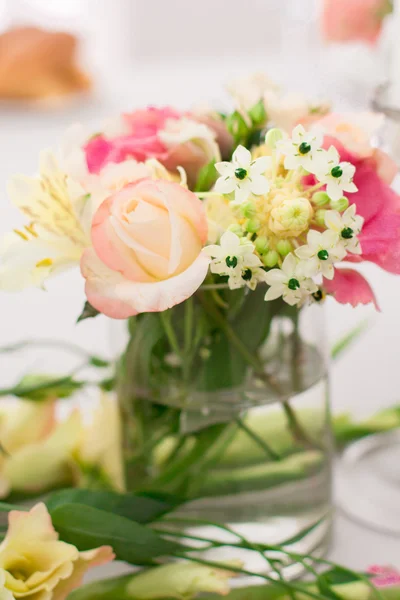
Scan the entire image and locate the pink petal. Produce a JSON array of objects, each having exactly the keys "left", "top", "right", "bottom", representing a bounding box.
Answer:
[
  {"left": 81, "top": 248, "right": 210, "bottom": 319},
  {"left": 323, "top": 268, "right": 380, "bottom": 310},
  {"left": 322, "top": 0, "right": 385, "bottom": 45}
]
